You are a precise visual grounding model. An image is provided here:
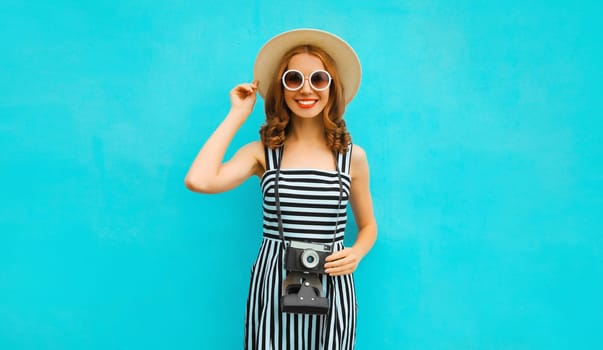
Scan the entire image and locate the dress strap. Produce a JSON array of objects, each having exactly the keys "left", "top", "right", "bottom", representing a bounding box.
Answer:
[
  {"left": 336, "top": 143, "right": 353, "bottom": 175},
  {"left": 264, "top": 146, "right": 283, "bottom": 171}
]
